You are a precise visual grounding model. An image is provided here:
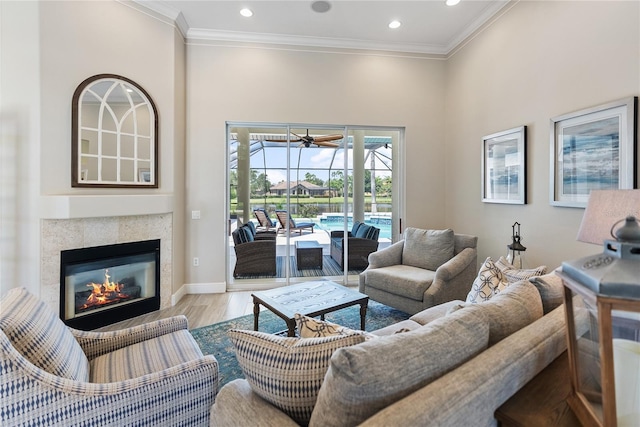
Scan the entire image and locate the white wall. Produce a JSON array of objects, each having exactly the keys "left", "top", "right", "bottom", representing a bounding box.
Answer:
[
  {"left": 0, "top": 1, "right": 187, "bottom": 298},
  {"left": 445, "top": 0, "right": 640, "bottom": 270},
  {"left": 185, "top": 44, "right": 446, "bottom": 285},
  {"left": 0, "top": 1, "right": 41, "bottom": 296}
]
